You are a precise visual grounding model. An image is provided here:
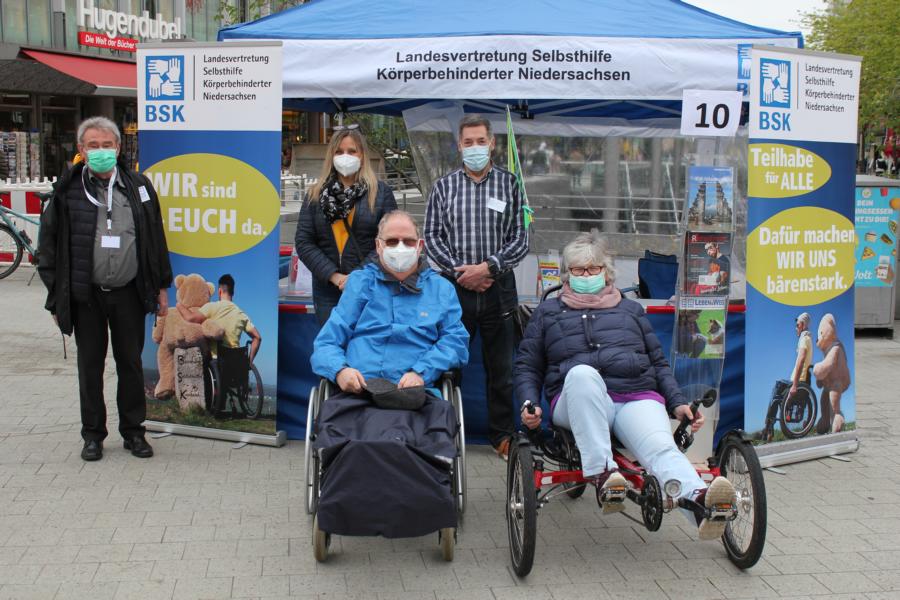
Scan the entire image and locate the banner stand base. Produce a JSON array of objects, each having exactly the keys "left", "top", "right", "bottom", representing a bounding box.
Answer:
[
  {"left": 145, "top": 421, "right": 287, "bottom": 448},
  {"left": 754, "top": 431, "right": 858, "bottom": 468}
]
